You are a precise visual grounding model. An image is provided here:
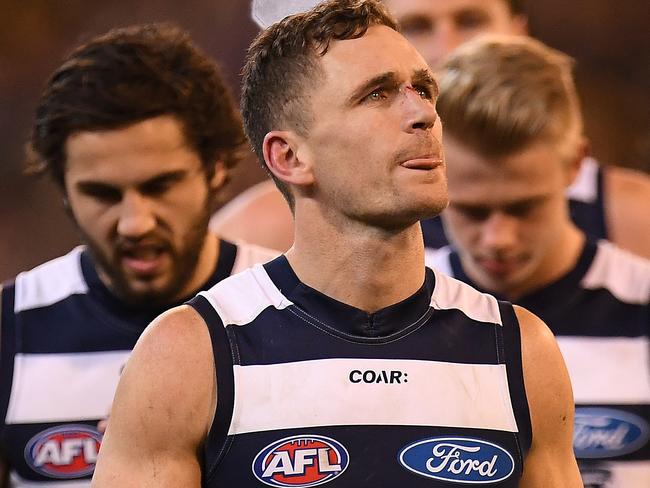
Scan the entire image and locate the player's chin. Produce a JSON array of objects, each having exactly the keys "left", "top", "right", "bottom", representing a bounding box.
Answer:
[{"left": 409, "top": 193, "right": 449, "bottom": 220}]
